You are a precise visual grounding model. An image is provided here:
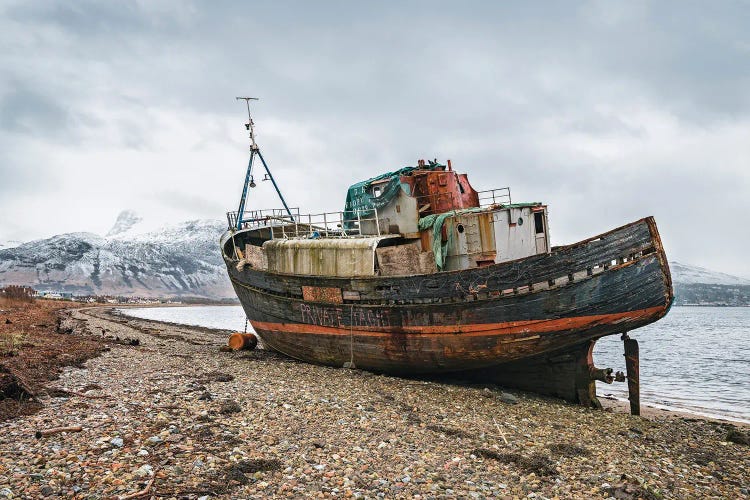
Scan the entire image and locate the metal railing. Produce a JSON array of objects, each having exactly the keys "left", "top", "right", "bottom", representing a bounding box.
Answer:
[
  {"left": 227, "top": 207, "right": 385, "bottom": 239},
  {"left": 226, "top": 186, "right": 512, "bottom": 239},
  {"left": 478, "top": 187, "right": 511, "bottom": 207}
]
